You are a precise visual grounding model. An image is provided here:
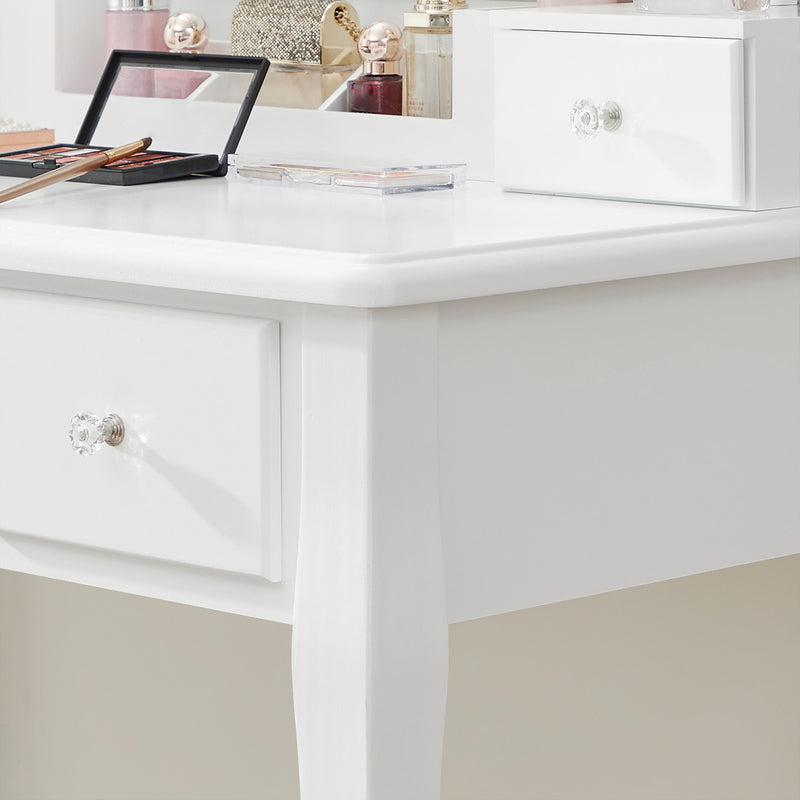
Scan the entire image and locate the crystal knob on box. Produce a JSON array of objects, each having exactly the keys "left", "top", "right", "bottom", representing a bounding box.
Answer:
[
  {"left": 570, "top": 99, "right": 622, "bottom": 140},
  {"left": 68, "top": 412, "right": 125, "bottom": 457}
]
